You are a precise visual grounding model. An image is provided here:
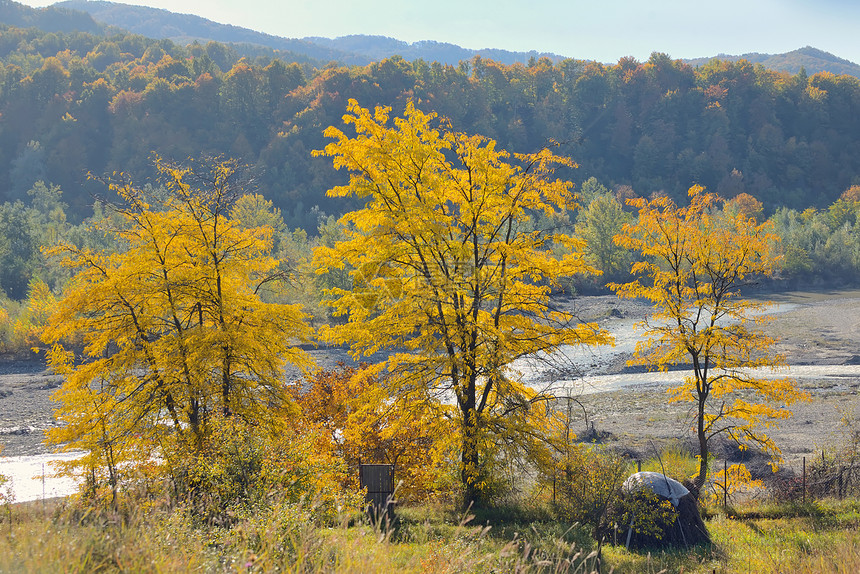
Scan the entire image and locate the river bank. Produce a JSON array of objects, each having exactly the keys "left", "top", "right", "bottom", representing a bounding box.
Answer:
[{"left": 3, "top": 289, "right": 860, "bottom": 499}]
